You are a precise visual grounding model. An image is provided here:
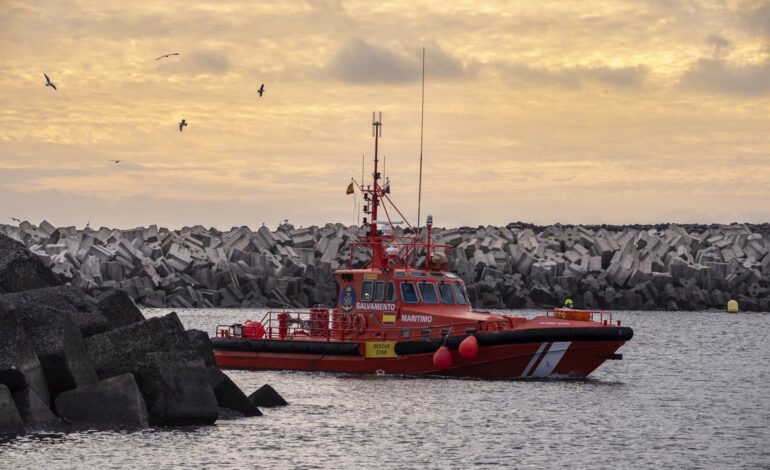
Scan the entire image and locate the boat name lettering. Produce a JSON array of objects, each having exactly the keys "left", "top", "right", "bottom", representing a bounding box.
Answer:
[
  {"left": 356, "top": 302, "right": 396, "bottom": 311},
  {"left": 402, "top": 314, "right": 433, "bottom": 323}
]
